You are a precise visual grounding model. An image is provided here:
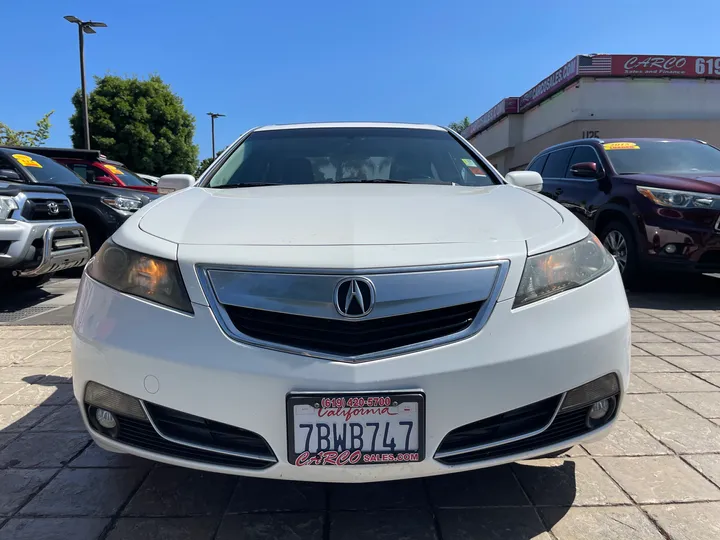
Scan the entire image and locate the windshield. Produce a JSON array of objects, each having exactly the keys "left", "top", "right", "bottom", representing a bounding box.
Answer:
[
  {"left": 104, "top": 164, "right": 150, "bottom": 187},
  {"left": 605, "top": 140, "right": 720, "bottom": 175},
  {"left": 204, "top": 127, "right": 498, "bottom": 188},
  {"left": 9, "top": 152, "right": 85, "bottom": 185}
]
